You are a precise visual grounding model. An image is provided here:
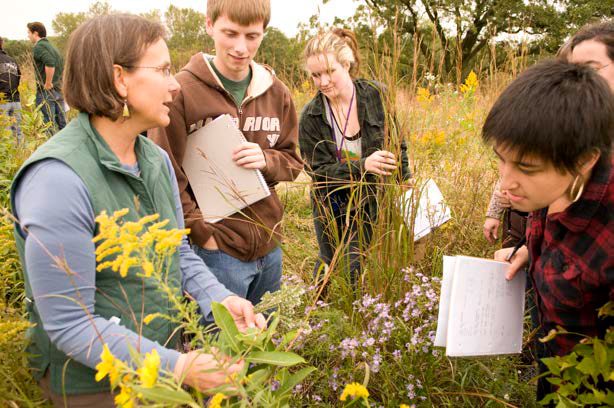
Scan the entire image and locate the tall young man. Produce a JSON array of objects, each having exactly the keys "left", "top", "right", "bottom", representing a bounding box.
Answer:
[
  {"left": 0, "top": 36, "right": 22, "bottom": 143},
  {"left": 150, "top": 0, "right": 302, "bottom": 312},
  {"left": 27, "top": 22, "right": 66, "bottom": 132}
]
